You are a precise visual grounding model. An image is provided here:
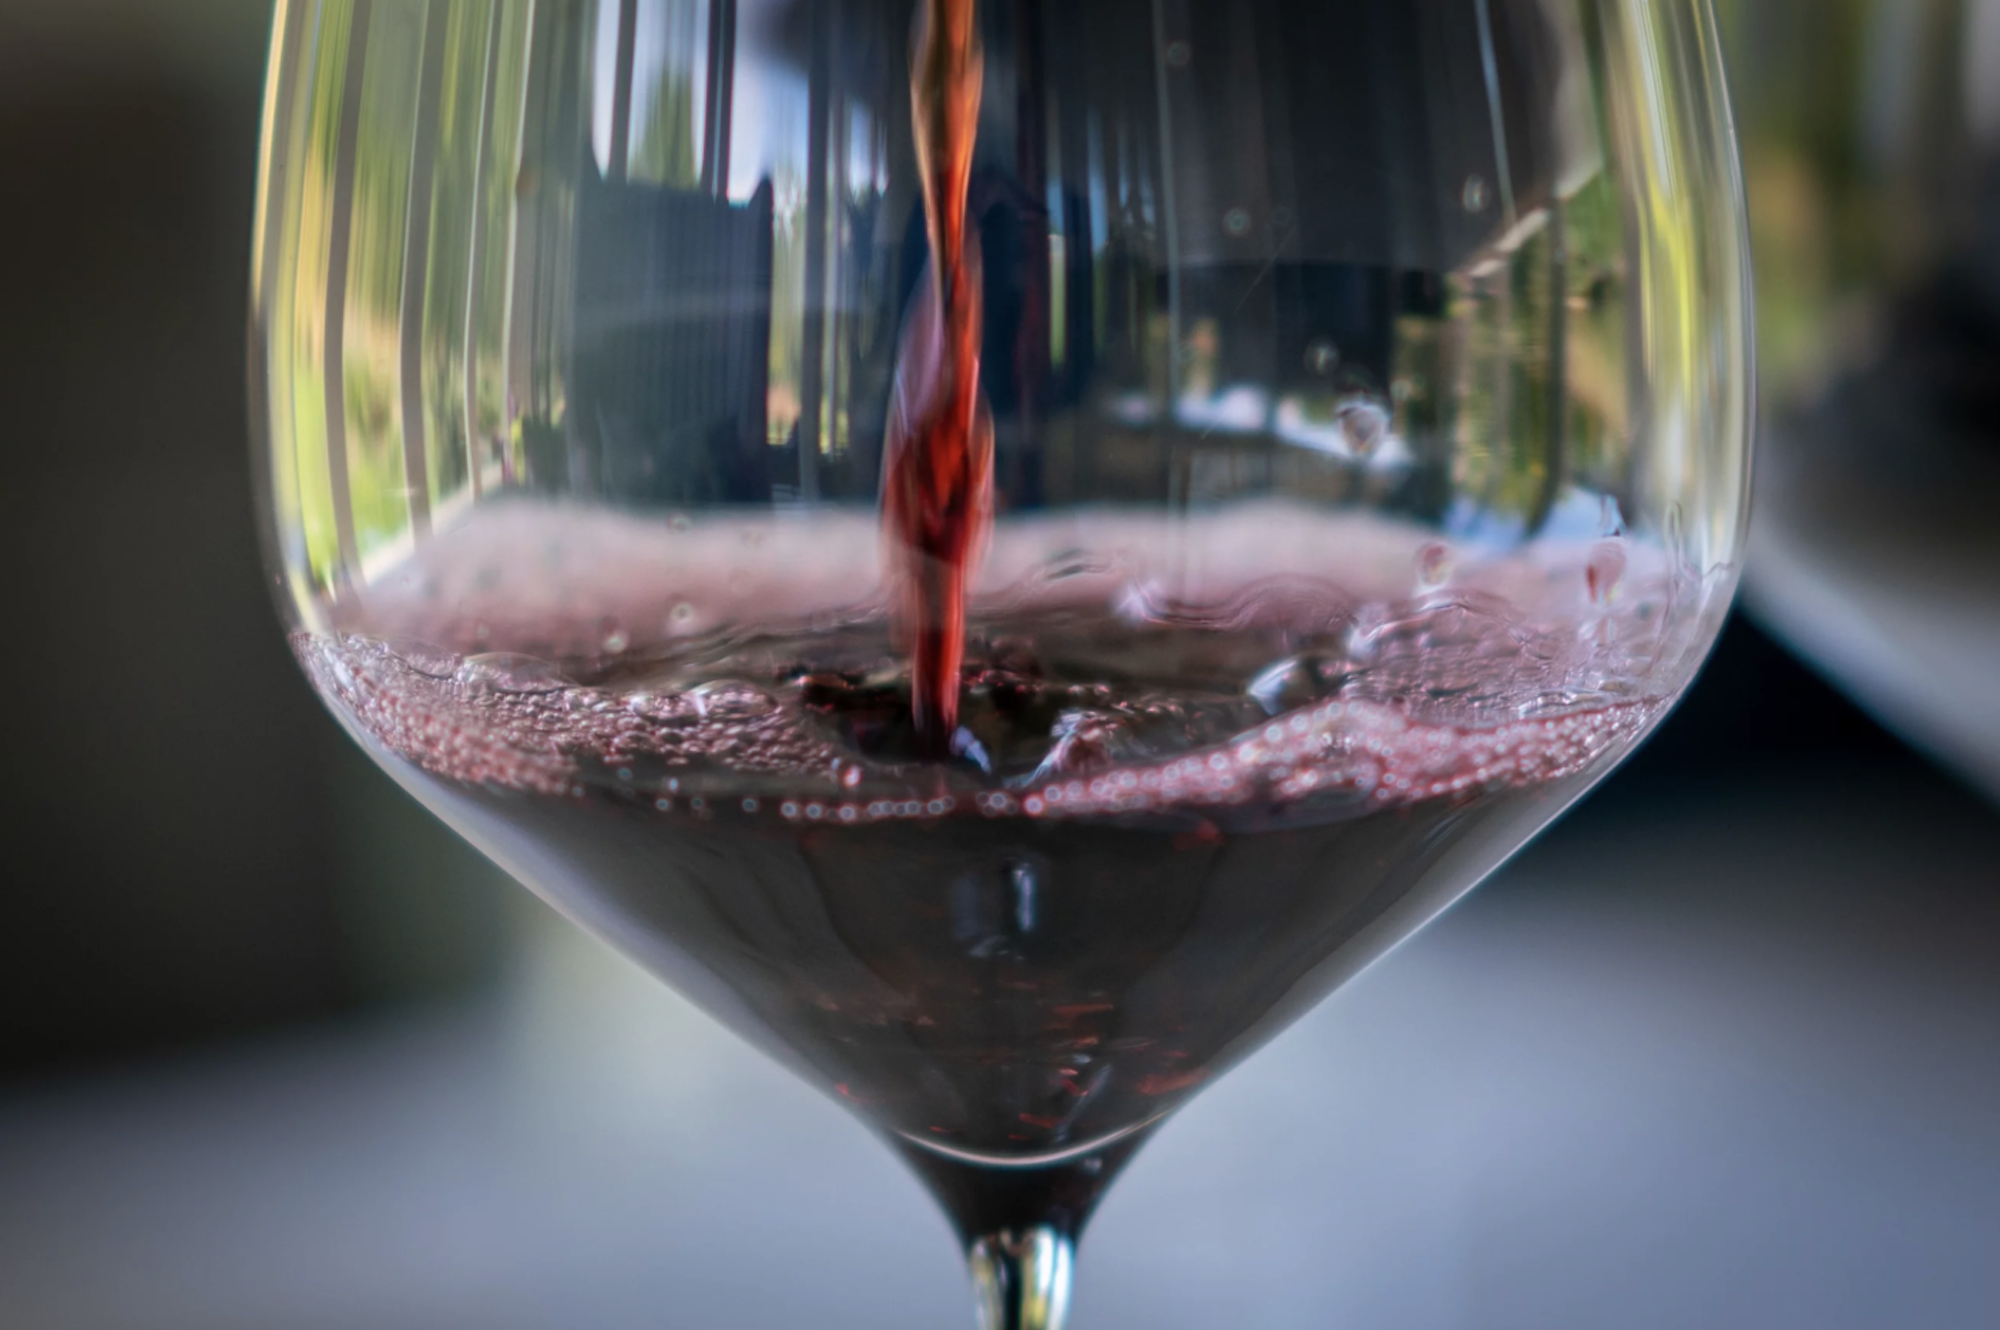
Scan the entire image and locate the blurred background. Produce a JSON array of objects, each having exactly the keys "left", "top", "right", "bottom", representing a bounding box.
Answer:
[{"left": 0, "top": 1, "right": 1995, "bottom": 1327}]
